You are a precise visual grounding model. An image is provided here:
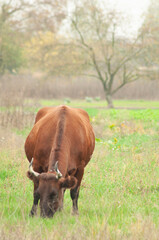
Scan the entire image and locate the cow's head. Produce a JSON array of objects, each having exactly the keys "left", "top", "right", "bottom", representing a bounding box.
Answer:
[{"left": 27, "top": 160, "right": 77, "bottom": 218}]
